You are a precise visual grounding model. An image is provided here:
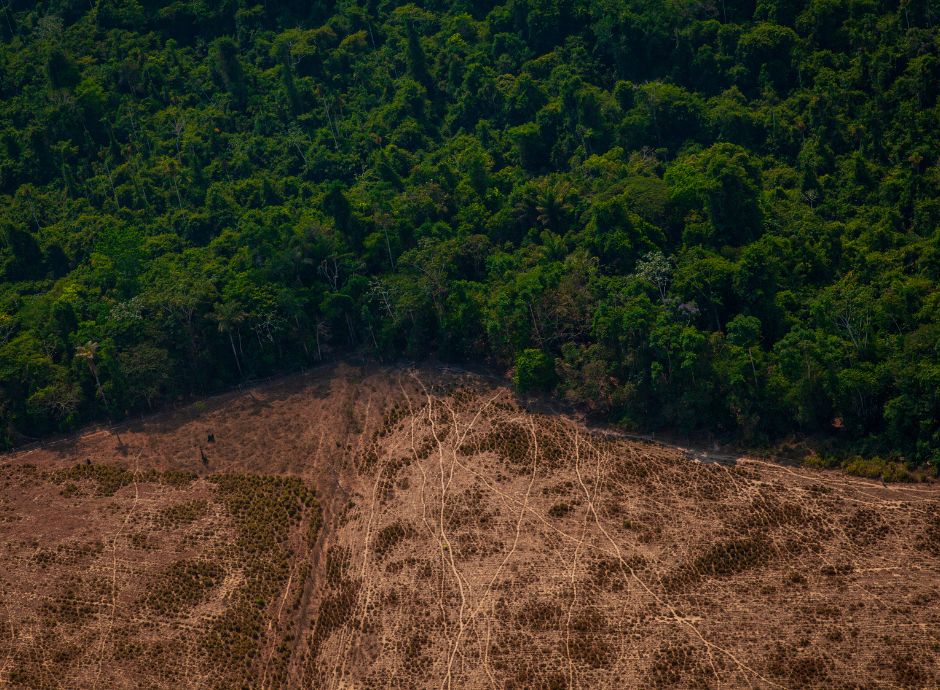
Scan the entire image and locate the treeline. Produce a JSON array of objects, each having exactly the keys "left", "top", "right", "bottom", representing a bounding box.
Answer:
[{"left": 0, "top": 0, "right": 937, "bottom": 464}]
